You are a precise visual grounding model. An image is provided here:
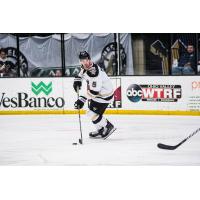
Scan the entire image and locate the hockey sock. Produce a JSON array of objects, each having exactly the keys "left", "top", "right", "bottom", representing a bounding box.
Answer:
[{"left": 92, "top": 114, "right": 107, "bottom": 131}]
